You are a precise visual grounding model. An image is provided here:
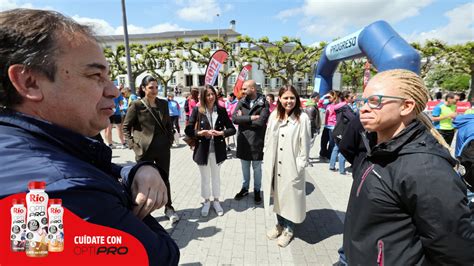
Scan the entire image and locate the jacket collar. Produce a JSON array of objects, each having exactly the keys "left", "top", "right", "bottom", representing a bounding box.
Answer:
[
  {"left": 241, "top": 93, "right": 266, "bottom": 108},
  {"left": 0, "top": 109, "right": 113, "bottom": 172},
  {"left": 363, "top": 120, "right": 455, "bottom": 166}
]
